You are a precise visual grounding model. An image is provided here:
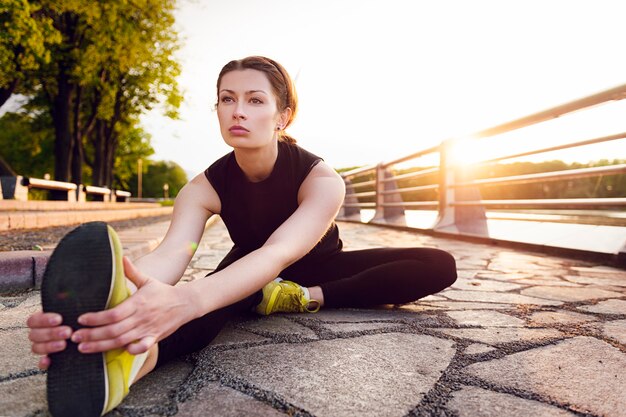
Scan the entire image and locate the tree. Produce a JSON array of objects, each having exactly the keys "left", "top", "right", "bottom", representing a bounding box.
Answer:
[
  {"left": 0, "top": 110, "right": 54, "bottom": 177},
  {"left": 0, "top": 0, "right": 60, "bottom": 109}
]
